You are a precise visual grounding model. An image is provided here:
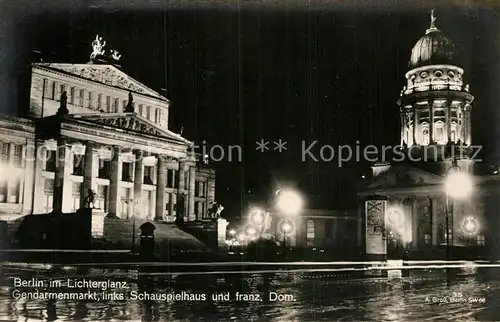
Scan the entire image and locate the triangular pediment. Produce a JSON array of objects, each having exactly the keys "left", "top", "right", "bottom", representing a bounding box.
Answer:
[
  {"left": 38, "top": 63, "right": 166, "bottom": 100},
  {"left": 72, "top": 112, "right": 192, "bottom": 144},
  {"left": 365, "top": 164, "right": 444, "bottom": 189}
]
